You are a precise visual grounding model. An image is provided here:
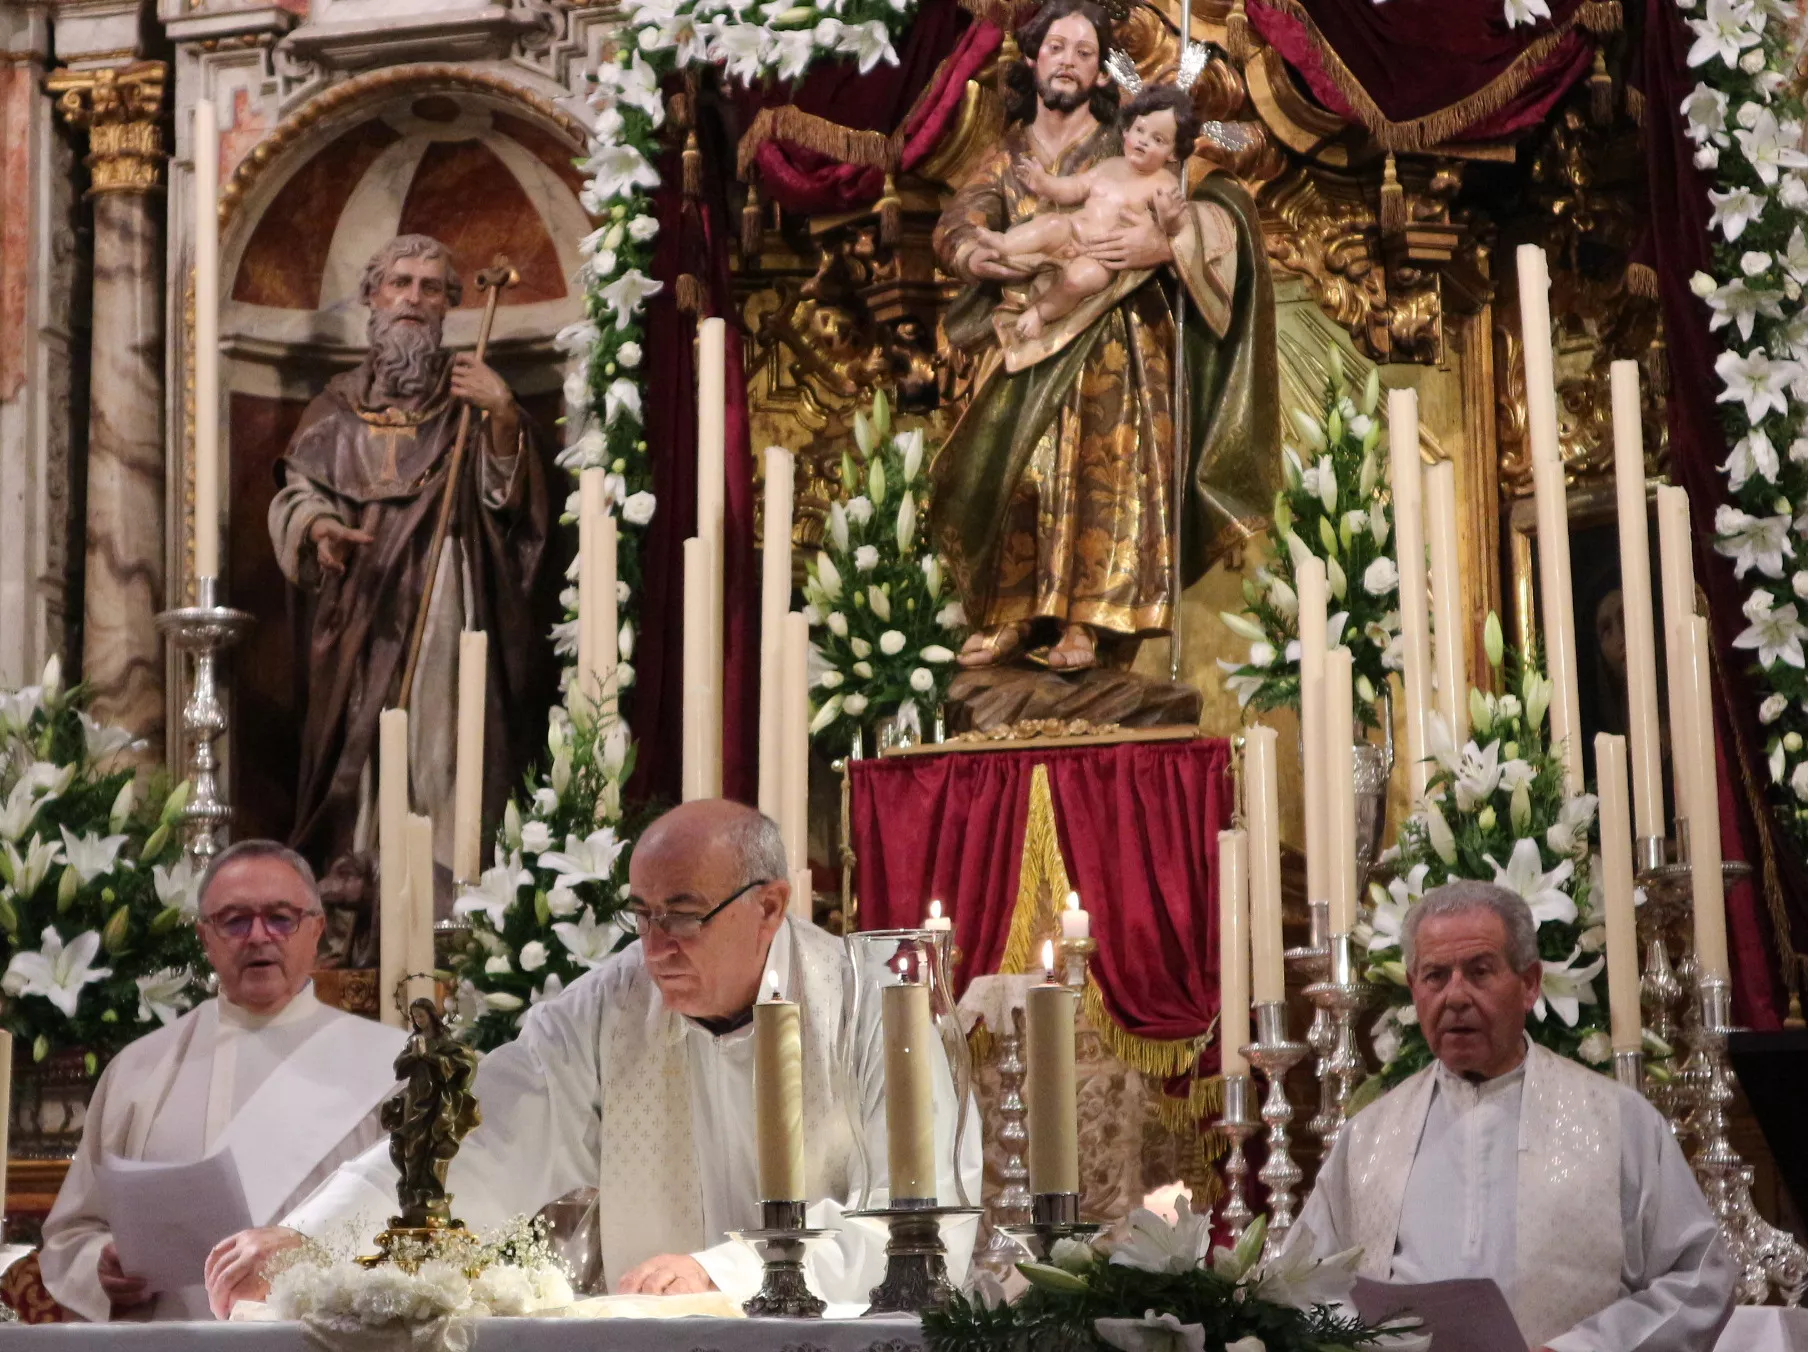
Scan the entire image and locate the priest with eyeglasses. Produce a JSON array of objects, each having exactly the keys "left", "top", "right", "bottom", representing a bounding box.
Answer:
[
  {"left": 204, "top": 799, "right": 981, "bottom": 1315},
  {"left": 39, "top": 841, "right": 405, "bottom": 1321}
]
